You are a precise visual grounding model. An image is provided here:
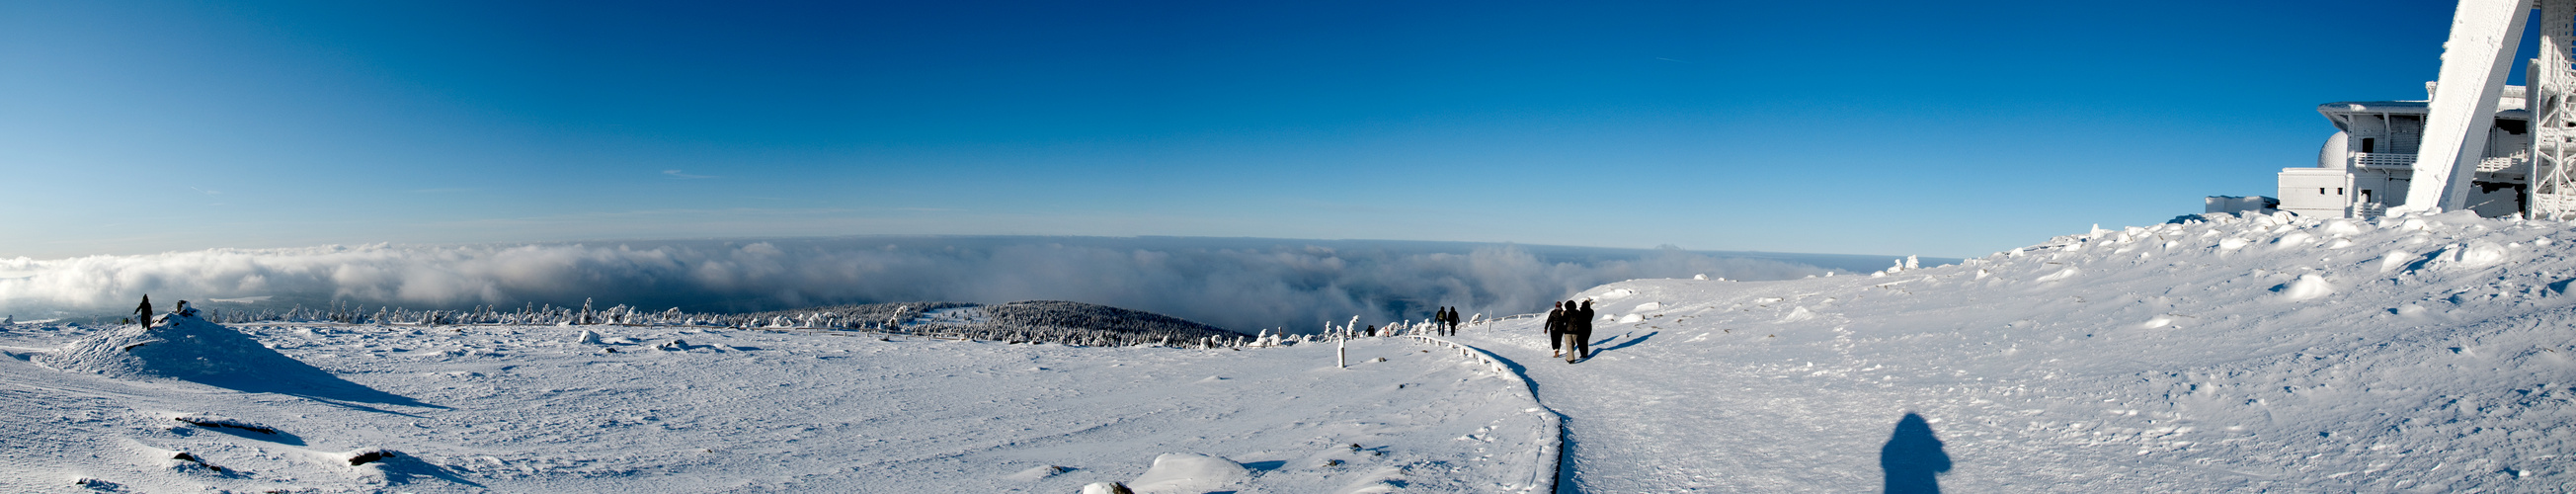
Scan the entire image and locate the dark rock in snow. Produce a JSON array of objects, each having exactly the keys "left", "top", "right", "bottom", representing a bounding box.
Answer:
[{"left": 348, "top": 449, "right": 397, "bottom": 466}]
